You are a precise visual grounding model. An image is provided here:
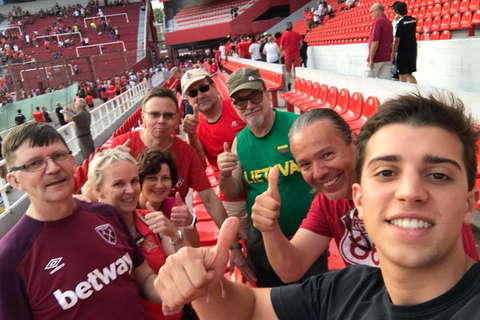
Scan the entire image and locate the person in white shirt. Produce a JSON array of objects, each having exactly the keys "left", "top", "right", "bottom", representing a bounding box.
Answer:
[
  {"left": 248, "top": 39, "right": 262, "bottom": 61},
  {"left": 263, "top": 36, "right": 279, "bottom": 63}
]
